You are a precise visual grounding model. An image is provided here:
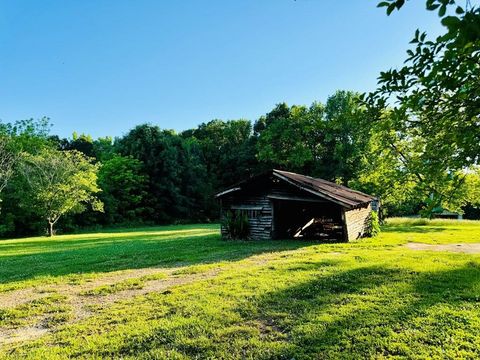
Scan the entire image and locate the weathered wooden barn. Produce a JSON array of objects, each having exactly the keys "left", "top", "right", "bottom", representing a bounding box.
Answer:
[{"left": 216, "top": 169, "right": 377, "bottom": 241}]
